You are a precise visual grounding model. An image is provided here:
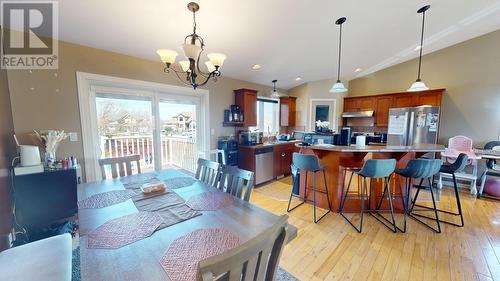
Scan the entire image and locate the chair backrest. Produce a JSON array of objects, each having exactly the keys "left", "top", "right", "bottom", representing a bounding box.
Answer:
[
  {"left": 196, "top": 158, "right": 221, "bottom": 186},
  {"left": 403, "top": 159, "right": 442, "bottom": 179},
  {"left": 448, "top": 136, "right": 473, "bottom": 152},
  {"left": 197, "top": 215, "right": 288, "bottom": 281},
  {"left": 484, "top": 141, "right": 500, "bottom": 169},
  {"left": 292, "top": 153, "right": 322, "bottom": 172},
  {"left": 98, "top": 155, "right": 141, "bottom": 180},
  {"left": 217, "top": 165, "right": 254, "bottom": 202},
  {"left": 359, "top": 159, "right": 396, "bottom": 178},
  {"left": 448, "top": 153, "right": 469, "bottom": 173}
]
